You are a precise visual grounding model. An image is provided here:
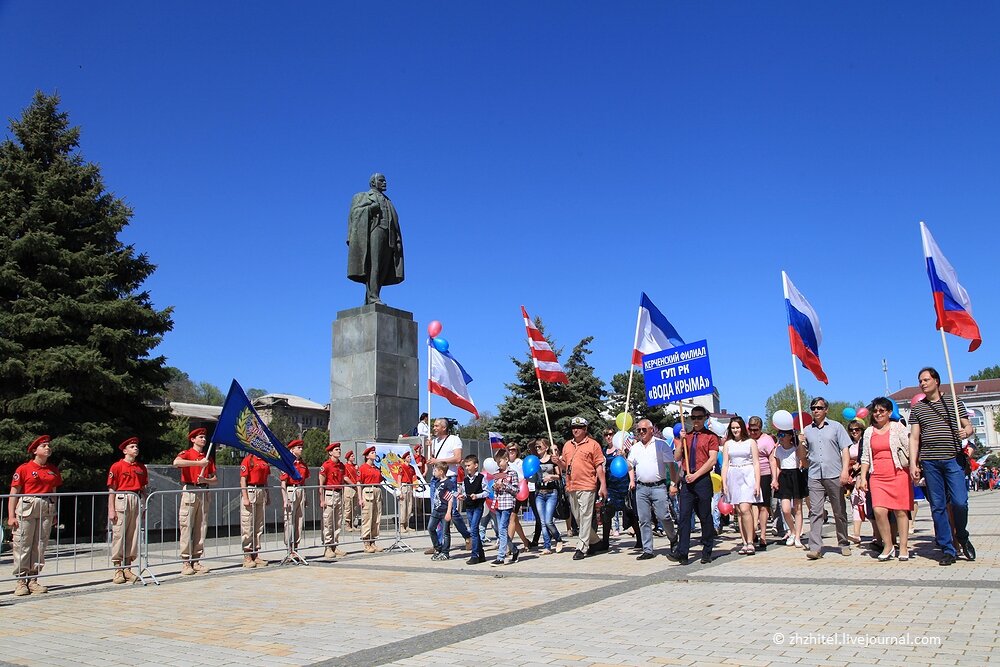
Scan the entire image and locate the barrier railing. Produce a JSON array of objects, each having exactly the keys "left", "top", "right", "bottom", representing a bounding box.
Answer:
[{"left": 0, "top": 490, "right": 144, "bottom": 591}]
